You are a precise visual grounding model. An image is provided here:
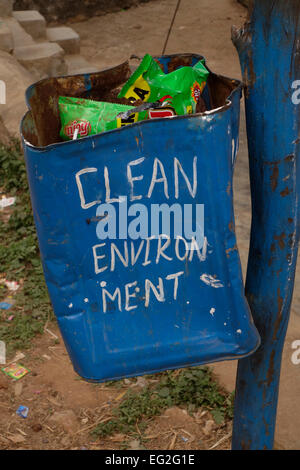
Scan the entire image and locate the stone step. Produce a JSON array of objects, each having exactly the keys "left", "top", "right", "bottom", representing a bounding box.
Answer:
[
  {"left": 2, "top": 0, "right": 13, "bottom": 17},
  {"left": 46, "top": 26, "right": 80, "bottom": 55},
  {"left": 5, "top": 17, "right": 35, "bottom": 49},
  {"left": 0, "top": 49, "right": 34, "bottom": 137},
  {"left": 12, "top": 10, "right": 46, "bottom": 39},
  {"left": 14, "top": 42, "right": 67, "bottom": 80},
  {"left": 65, "top": 54, "right": 98, "bottom": 75},
  {"left": 0, "top": 19, "right": 13, "bottom": 52}
]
